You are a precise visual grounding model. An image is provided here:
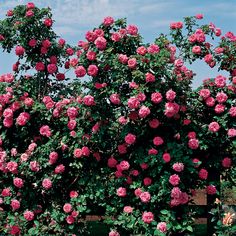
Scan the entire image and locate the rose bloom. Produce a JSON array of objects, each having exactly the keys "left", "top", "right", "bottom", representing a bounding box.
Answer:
[
  {"left": 16, "top": 112, "right": 30, "bottom": 126},
  {"left": 70, "top": 190, "right": 78, "bottom": 198},
  {"left": 188, "top": 138, "right": 199, "bottom": 149},
  {"left": 169, "top": 174, "right": 180, "bottom": 186},
  {"left": 15, "top": 45, "right": 25, "bottom": 56},
  {"left": 173, "top": 163, "right": 184, "bottom": 172},
  {"left": 11, "top": 199, "right": 20, "bottom": 210},
  {"left": 163, "top": 153, "right": 171, "bottom": 162},
  {"left": 157, "top": 222, "right": 167, "bottom": 233},
  {"left": 118, "top": 144, "right": 127, "bottom": 154},
  {"left": 128, "top": 58, "right": 137, "bottom": 69},
  {"left": 208, "top": 121, "right": 220, "bottom": 132},
  {"left": 49, "top": 151, "right": 58, "bottom": 164},
  {"left": 229, "top": 107, "right": 236, "bottom": 117},
  {"left": 145, "top": 72, "right": 155, "bottom": 82},
  {"left": 44, "top": 18, "right": 53, "bottom": 27},
  {"left": 148, "top": 44, "right": 160, "bottom": 54},
  {"left": 75, "top": 66, "right": 86, "bottom": 77},
  {"left": 127, "top": 24, "right": 138, "bottom": 35},
  {"left": 153, "top": 136, "right": 164, "bottom": 146},
  {"left": 1, "top": 188, "right": 11, "bottom": 197},
  {"left": 171, "top": 187, "right": 182, "bottom": 199},
  {"left": 94, "top": 36, "right": 107, "bottom": 50},
  {"left": 42, "top": 178, "right": 52, "bottom": 189},
  {"left": 63, "top": 203, "right": 72, "bottom": 213},
  {"left": 215, "top": 104, "right": 225, "bottom": 114},
  {"left": 136, "top": 46, "right": 147, "bottom": 55},
  {"left": 138, "top": 105, "right": 150, "bottom": 118},
  {"left": 134, "top": 188, "right": 142, "bottom": 197},
  {"left": 205, "top": 97, "right": 215, "bottom": 107},
  {"left": 110, "top": 94, "right": 121, "bottom": 105},
  {"left": 148, "top": 148, "right": 158, "bottom": 155},
  {"left": 40, "top": 125, "right": 51, "bottom": 137},
  {"left": 109, "top": 230, "right": 120, "bottom": 236},
  {"left": 87, "top": 64, "right": 98, "bottom": 77},
  {"left": 199, "top": 168, "right": 208, "bottom": 180},
  {"left": 83, "top": 95, "right": 95, "bottom": 106},
  {"left": 116, "top": 187, "right": 126, "bottom": 197},
  {"left": 123, "top": 206, "right": 133, "bottom": 213},
  {"left": 149, "top": 119, "right": 160, "bottom": 128},
  {"left": 228, "top": 128, "right": 236, "bottom": 137},
  {"left": 216, "top": 92, "right": 228, "bottom": 103},
  {"left": 118, "top": 54, "right": 128, "bottom": 64},
  {"left": 215, "top": 75, "right": 226, "bottom": 88},
  {"left": 125, "top": 133, "right": 136, "bottom": 145},
  {"left": 119, "top": 160, "right": 130, "bottom": 171},
  {"left": 142, "top": 212, "right": 154, "bottom": 224},
  {"left": 127, "top": 97, "right": 140, "bottom": 109},
  {"left": 55, "top": 164, "right": 65, "bottom": 174},
  {"left": 140, "top": 191, "right": 151, "bottom": 203},
  {"left": 13, "top": 177, "right": 24, "bottom": 188},
  {"left": 103, "top": 16, "right": 114, "bottom": 26},
  {"left": 164, "top": 102, "right": 180, "bottom": 118},
  {"left": 7, "top": 161, "right": 18, "bottom": 173},
  {"left": 143, "top": 177, "right": 152, "bottom": 186},
  {"left": 30, "top": 161, "right": 40, "bottom": 172},
  {"left": 206, "top": 185, "right": 217, "bottom": 195},
  {"left": 199, "top": 89, "right": 210, "bottom": 99},
  {"left": 166, "top": 89, "right": 176, "bottom": 101},
  {"left": 108, "top": 157, "right": 118, "bottom": 168},
  {"left": 151, "top": 92, "right": 162, "bottom": 104},
  {"left": 192, "top": 45, "right": 201, "bottom": 54},
  {"left": 222, "top": 157, "right": 232, "bottom": 168},
  {"left": 24, "top": 210, "right": 34, "bottom": 221}
]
